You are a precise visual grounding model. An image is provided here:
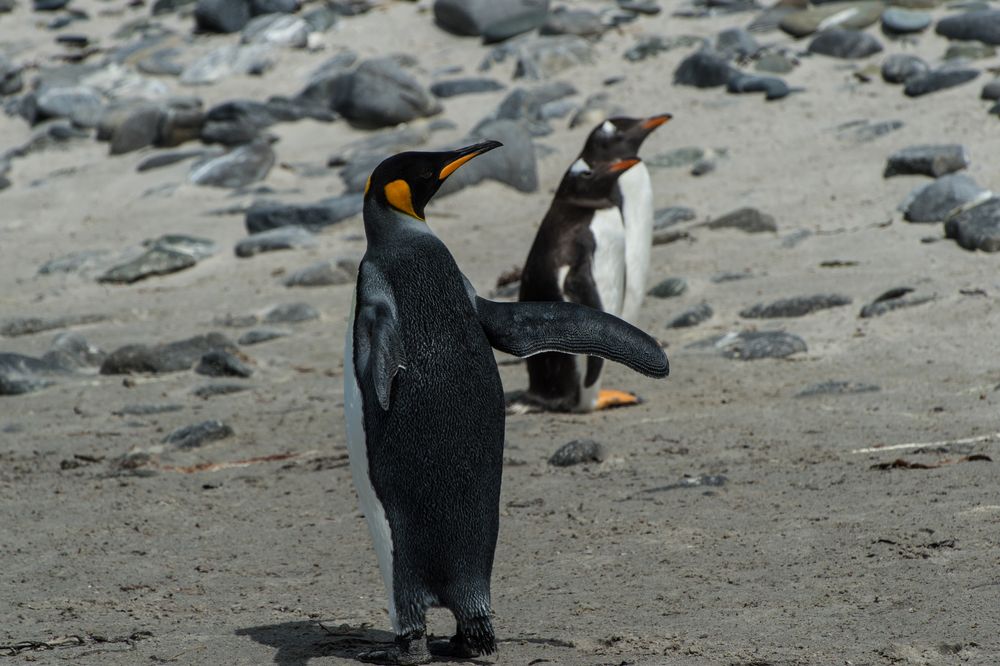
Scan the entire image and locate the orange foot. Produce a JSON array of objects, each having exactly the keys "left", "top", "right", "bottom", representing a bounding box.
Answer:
[{"left": 596, "top": 389, "right": 641, "bottom": 410}]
